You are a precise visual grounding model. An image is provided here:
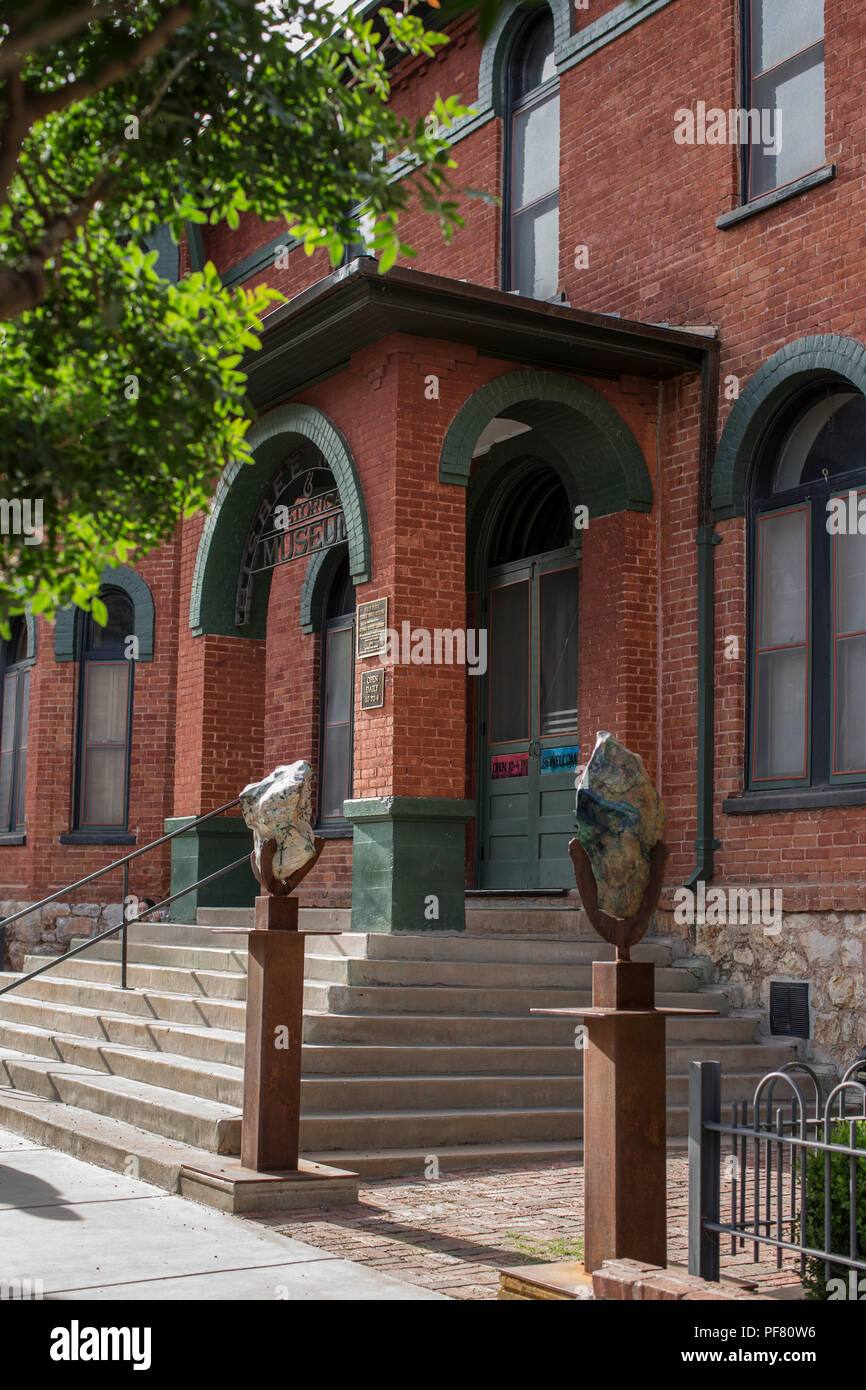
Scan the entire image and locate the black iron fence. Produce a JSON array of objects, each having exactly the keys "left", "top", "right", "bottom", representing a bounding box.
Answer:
[{"left": 689, "top": 1057, "right": 866, "bottom": 1298}]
